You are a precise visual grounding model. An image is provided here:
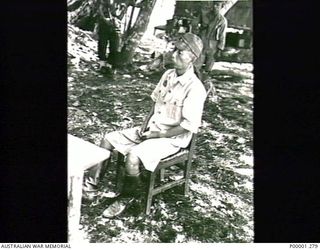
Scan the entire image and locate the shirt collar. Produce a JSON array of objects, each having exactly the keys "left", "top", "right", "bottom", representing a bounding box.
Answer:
[{"left": 173, "top": 64, "right": 194, "bottom": 86}]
